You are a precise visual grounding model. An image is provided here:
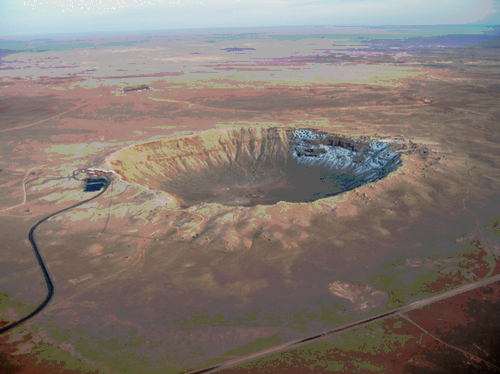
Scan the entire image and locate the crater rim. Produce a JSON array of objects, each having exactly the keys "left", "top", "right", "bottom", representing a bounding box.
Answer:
[{"left": 105, "top": 126, "right": 405, "bottom": 208}]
